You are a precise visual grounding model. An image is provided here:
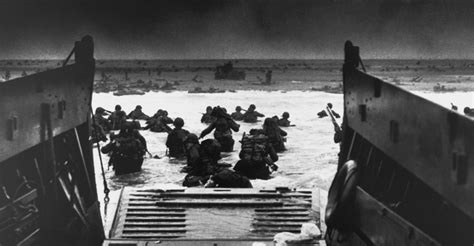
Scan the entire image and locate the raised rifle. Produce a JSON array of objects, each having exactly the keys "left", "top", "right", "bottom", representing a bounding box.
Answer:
[
  {"left": 326, "top": 106, "right": 341, "bottom": 132},
  {"left": 326, "top": 105, "right": 342, "bottom": 143}
]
